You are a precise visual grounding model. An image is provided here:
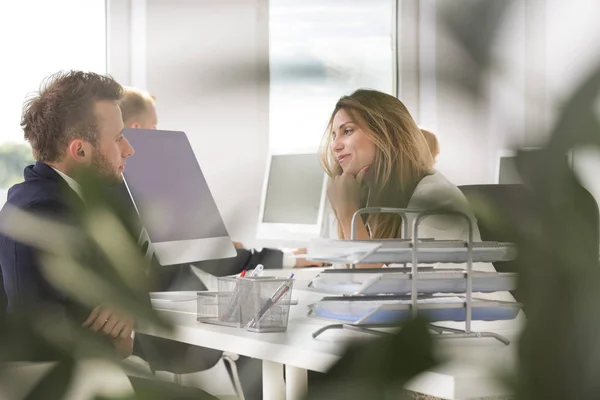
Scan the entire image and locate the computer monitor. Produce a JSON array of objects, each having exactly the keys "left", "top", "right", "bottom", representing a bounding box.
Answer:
[
  {"left": 257, "top": 152, "right": 328, "bottom": 242},
  {"left": 497, "top": 148, "right": 572, "bottom": 184},
  {"left": 497, "top": 150, "right": 523, "bottom": 184},
  {"left": 122, "top": 128, "right": 236, "bottom": 266}
]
